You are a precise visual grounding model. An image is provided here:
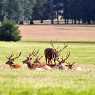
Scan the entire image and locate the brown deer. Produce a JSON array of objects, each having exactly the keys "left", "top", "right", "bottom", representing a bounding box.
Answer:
[
  {"left": 44, "top": 41, "right": 68, "bottom": 65},
  {"left": 57, "top": 51, "right": 70, "bottom": 70},
  {"left": 5, "top": 52, "right": 21, "bottom": 69},
  {"left": 22, "top": 49, "right": 38, "bottom": 69},
  {"left": 23, "top": 49, "right": 51, "bottom": 70},
  {"left": 65, "top": 62, "right": 75, "bottom": 70}
]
